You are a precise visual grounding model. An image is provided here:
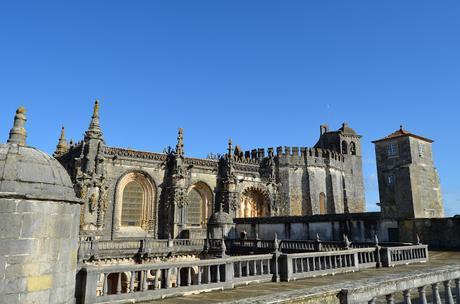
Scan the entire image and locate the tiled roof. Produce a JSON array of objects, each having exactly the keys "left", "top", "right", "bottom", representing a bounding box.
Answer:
[{"left": 372, "top": 126, "right": 433, "bottom": 143}]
